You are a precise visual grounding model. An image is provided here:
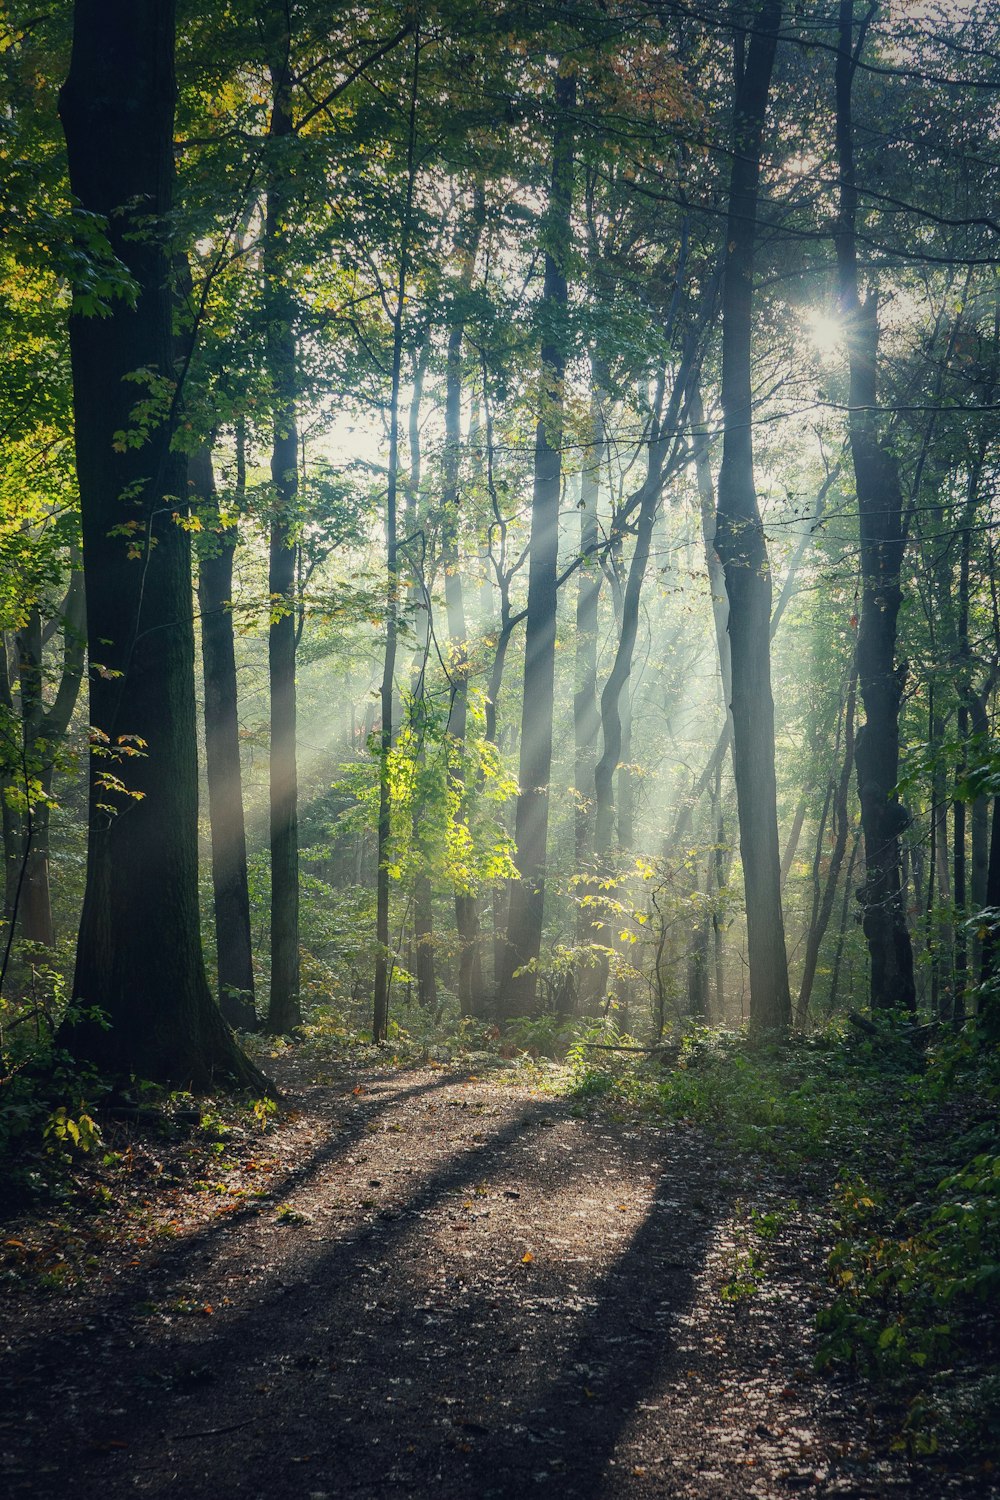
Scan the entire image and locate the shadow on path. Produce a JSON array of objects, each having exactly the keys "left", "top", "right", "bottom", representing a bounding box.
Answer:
[{"left": 3, "top": 1068, "right": 729, "bottom": 1500}]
